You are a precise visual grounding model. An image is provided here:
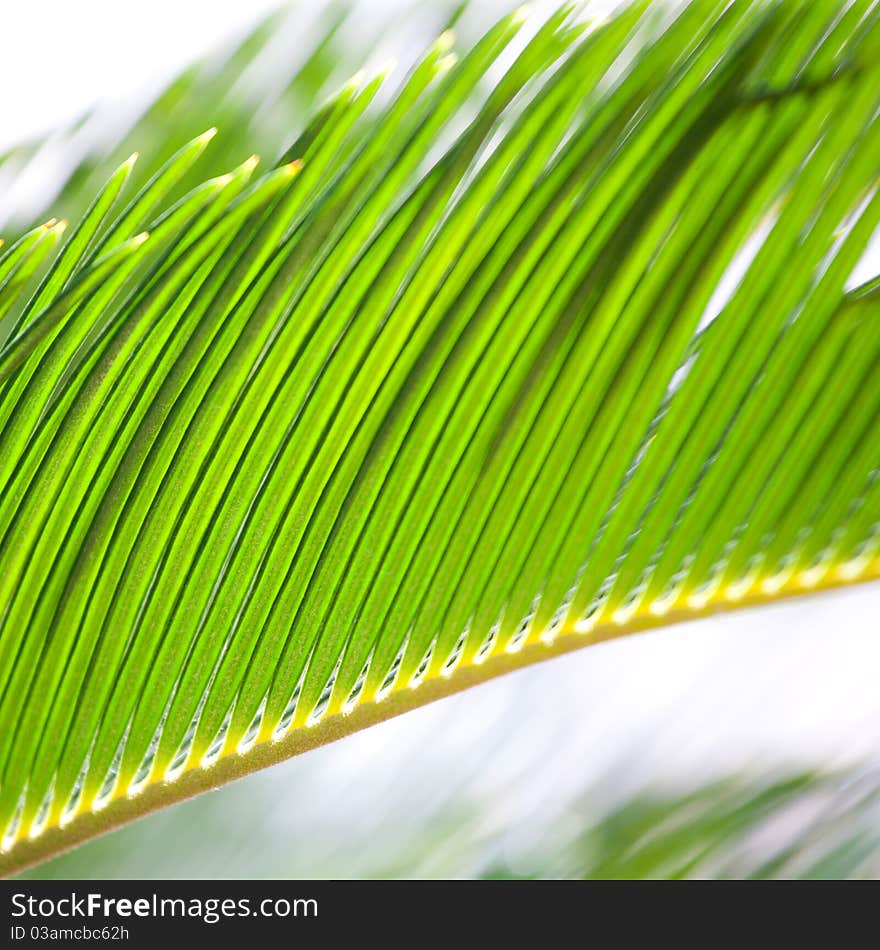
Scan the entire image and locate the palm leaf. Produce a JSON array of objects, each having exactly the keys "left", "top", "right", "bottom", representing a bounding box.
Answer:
[{"left": 1, "top": 0, "right": 879, "bottom": 875}]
